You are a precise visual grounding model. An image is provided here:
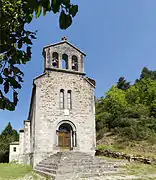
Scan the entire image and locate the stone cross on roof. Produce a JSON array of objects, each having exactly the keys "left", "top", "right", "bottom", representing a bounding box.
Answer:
[{"left": 61, "top": 36, "right": 67, "bottom": 41}]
